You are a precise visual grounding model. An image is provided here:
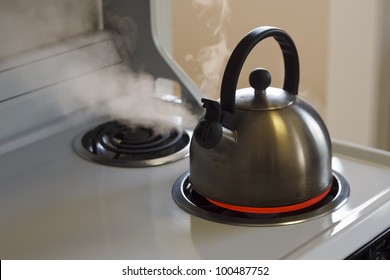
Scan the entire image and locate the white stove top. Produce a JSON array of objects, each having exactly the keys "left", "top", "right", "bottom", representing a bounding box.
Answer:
[
  {"left": 0, "top": 30, "right": 389, "bottom": 260},
  {"left": 0, "top": 110, "right": 389, "bottom": 259}
]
